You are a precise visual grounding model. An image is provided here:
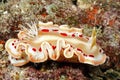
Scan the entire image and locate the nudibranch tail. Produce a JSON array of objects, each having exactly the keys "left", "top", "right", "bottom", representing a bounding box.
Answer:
[
  {"left": 5, "top": 21, "right": 107, "bottom": 66},
  {"left": 9, "top": 55, "right": 29, "bottom": 66}
]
